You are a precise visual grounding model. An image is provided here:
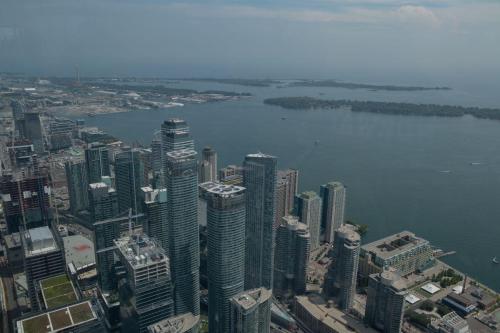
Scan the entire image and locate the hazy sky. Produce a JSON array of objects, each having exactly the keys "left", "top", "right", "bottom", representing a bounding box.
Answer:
[{"left": 1, "top": 0, "right": 499, "bottom": 83}]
